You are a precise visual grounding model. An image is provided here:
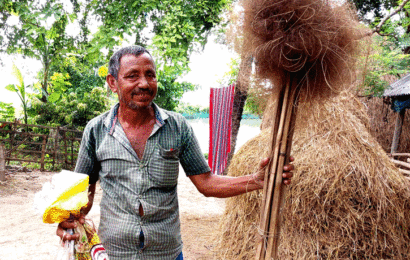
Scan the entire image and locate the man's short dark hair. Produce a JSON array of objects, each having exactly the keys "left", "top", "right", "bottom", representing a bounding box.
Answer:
[{"left": 108, "top": 45, "right": 153, "bottom": 79}]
